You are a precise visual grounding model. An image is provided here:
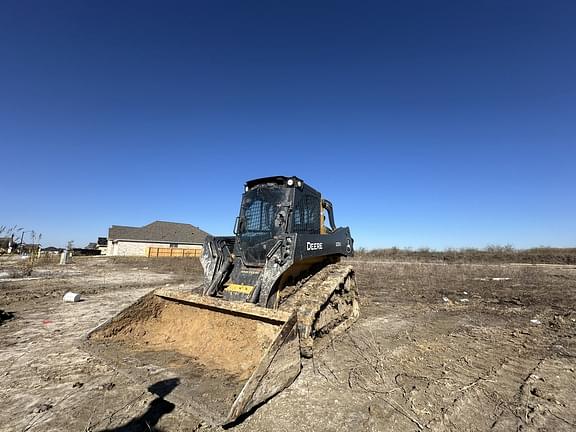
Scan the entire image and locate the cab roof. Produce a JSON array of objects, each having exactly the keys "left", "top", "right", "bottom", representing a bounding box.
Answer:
[{"left": 244, "top": 176, "right": 320, "bottom": 196}]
